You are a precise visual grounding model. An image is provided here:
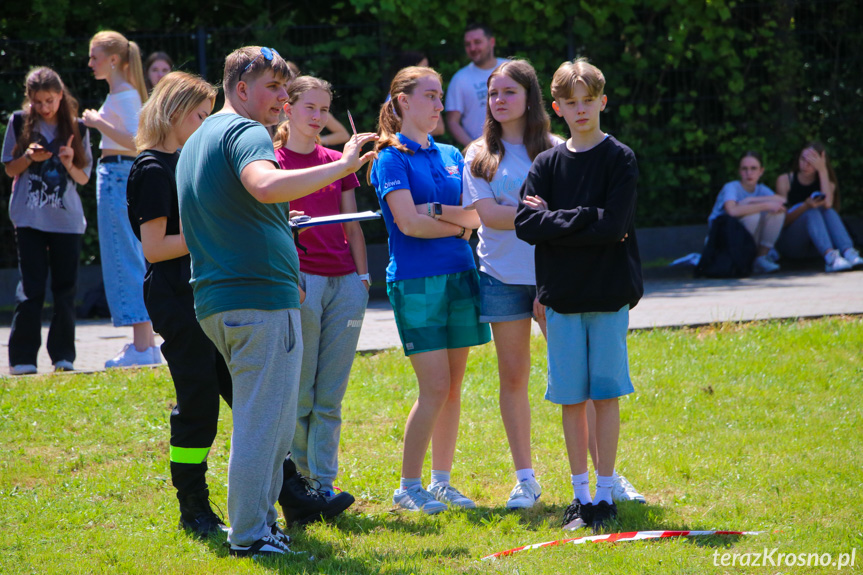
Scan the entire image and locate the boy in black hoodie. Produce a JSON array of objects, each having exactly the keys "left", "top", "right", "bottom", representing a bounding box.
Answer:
[{"left": 514, "top": 58, "right": 642, "bottom": 532}]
